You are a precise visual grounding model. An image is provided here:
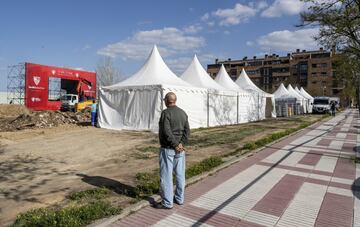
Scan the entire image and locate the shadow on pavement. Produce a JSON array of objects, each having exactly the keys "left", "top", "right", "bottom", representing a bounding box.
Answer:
[
  {"left": 352, "top": 178, "right": 360, "bottom": 199},
  {"left": 76, "top": 173, "right": 136, "bottom": 197}
]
